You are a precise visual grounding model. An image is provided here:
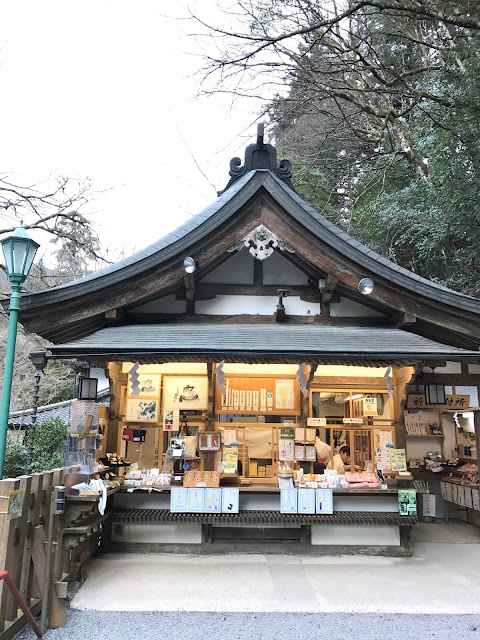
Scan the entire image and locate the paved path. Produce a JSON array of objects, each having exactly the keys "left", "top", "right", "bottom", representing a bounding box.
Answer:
[
  {"left": 16, "top": 522, "right": 480, "bottom": 639},
  {"left": 69, "top": 522, "right": 480, "bottom": 614}
]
